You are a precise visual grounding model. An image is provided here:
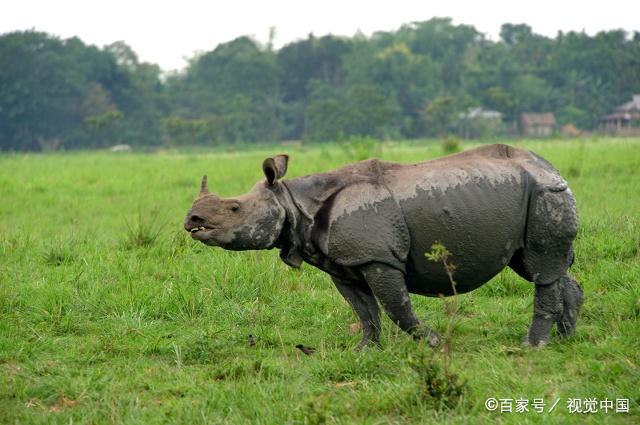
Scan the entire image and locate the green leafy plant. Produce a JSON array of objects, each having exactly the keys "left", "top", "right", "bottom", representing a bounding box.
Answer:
[{"left": 416, "top": 242, "right": 468, "bottom": 409}]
